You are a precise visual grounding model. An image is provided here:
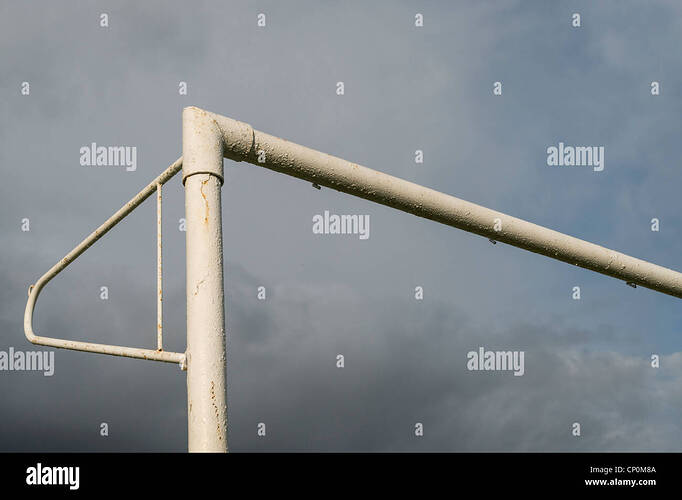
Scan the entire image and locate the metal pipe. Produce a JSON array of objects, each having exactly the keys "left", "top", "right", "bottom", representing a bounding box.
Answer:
[
  {"left": 23, "top": 158, "right": 186, "bottom": 365},
  {"left": 24, "top": 105, "right": 682, "bottom": 456},
  {"left": 157, "top": 182, "right": 163, "bottom": 351},
  {"left": 183, "top": 107, "right": 228, "bottom": 452},
  {"left": 189, "top": 107, "right": 682, "bottom": 300}
]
